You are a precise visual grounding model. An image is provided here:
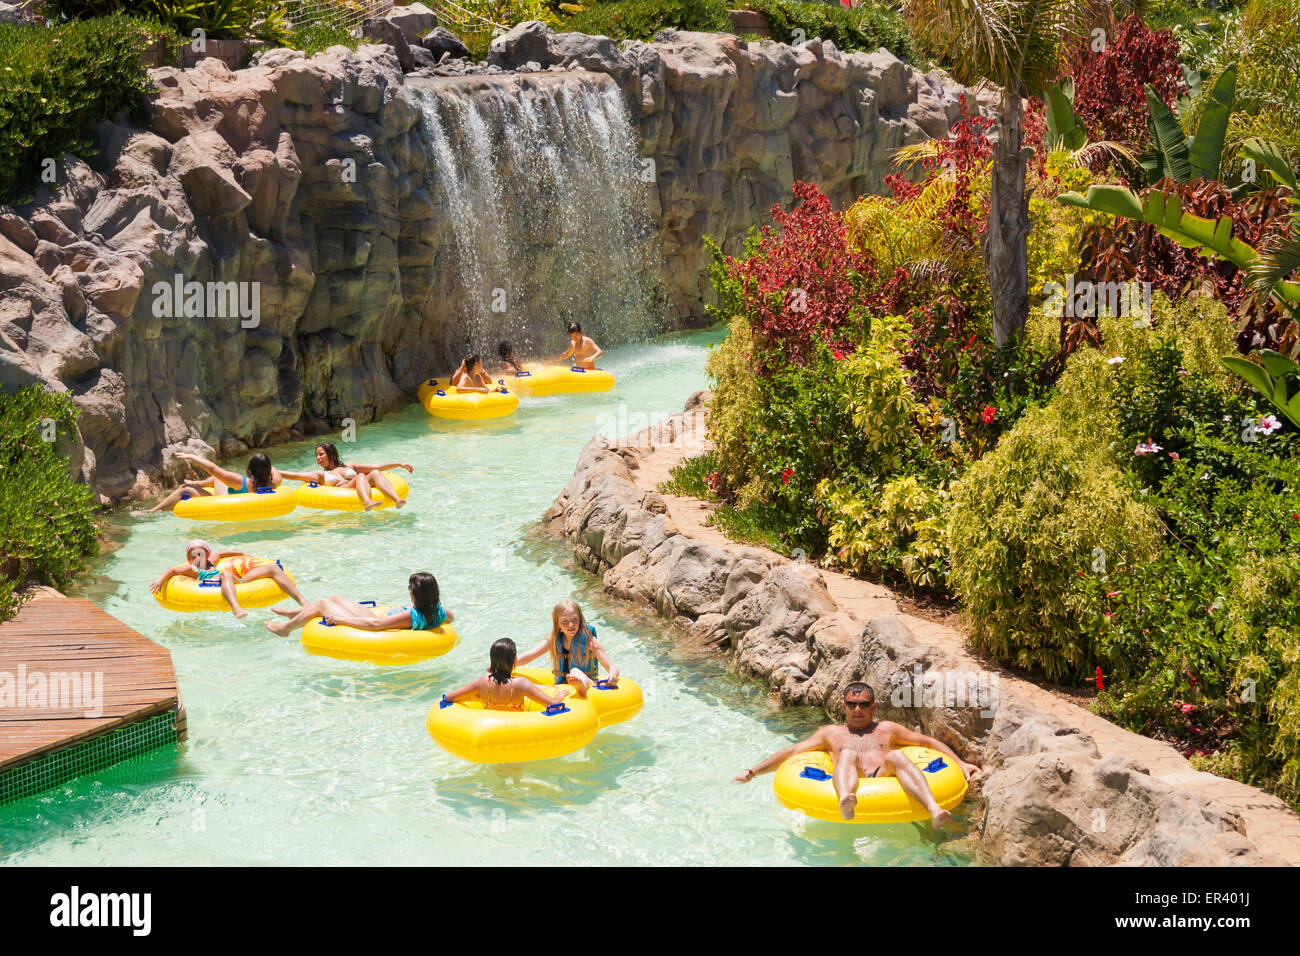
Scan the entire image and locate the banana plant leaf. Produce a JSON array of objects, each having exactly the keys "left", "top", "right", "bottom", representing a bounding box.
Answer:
[
  {"left": 1045, "top": 79, "right": 1085, "bottom": 152},
  {"left": 1189, "top": 64, "right": 1237, "bottom": 182},
  {"left": 1221, "top": 351, "right": 1300, "bottom": 428},
  {"left": 1146, "top": 86, "right": 1192, "bottom": 184},
  {"left": 1058, "top": 185, "right": 1300, "bottom": 304}
]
